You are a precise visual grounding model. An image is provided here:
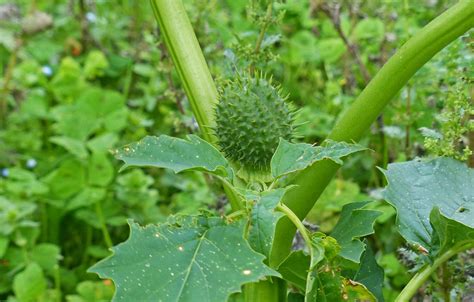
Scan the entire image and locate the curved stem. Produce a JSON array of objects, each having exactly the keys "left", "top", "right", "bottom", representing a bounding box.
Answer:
[
  {"left": 270, "top": 0, "right": 474, "bottom": 267},
  {"left": 150, "top": 0, "right": 217, "bottom": 143},
  {"left": 225, "top": 209, "right": 246, "bottom": 221},
  {"left": 395, "top": 243, "right": 474, "bottom": 302},
  {"left": 276, "top": 204, "right": 312, "bottom": 253}
]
